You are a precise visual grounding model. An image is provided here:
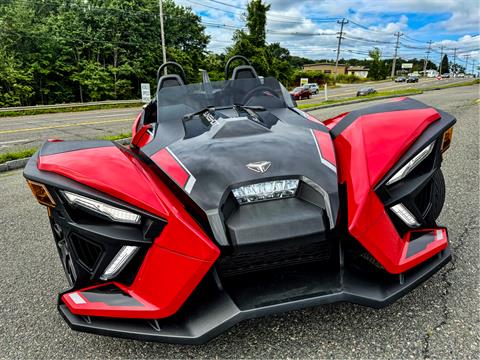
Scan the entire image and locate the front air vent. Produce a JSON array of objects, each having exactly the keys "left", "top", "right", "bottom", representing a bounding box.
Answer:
[
  {"left": 70, "top": 233, "right": 103, "bottom": 272},
  {"left": 217, "top": 240, "right": 331, "bottom": 277}
]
